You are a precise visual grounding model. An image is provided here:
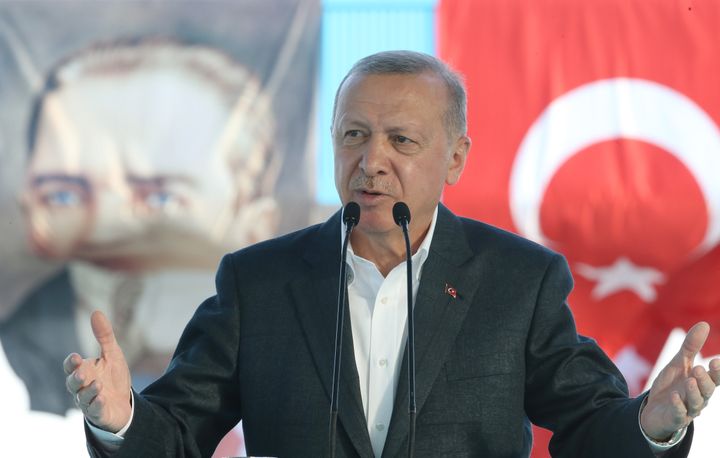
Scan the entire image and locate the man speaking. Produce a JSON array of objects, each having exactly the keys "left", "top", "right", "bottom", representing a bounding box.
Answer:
[{"left": 65, "top": 51, "right": 719, "bottom": 457}]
